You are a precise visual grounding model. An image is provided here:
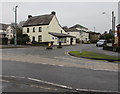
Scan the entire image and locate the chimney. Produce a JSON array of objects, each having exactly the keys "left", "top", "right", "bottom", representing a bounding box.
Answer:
[
  {"left": 28, "top": 15, "right": 32, "bottom": 18},
  {"left": 51, "top": 11, "right": 56, "bottom": 15}
]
